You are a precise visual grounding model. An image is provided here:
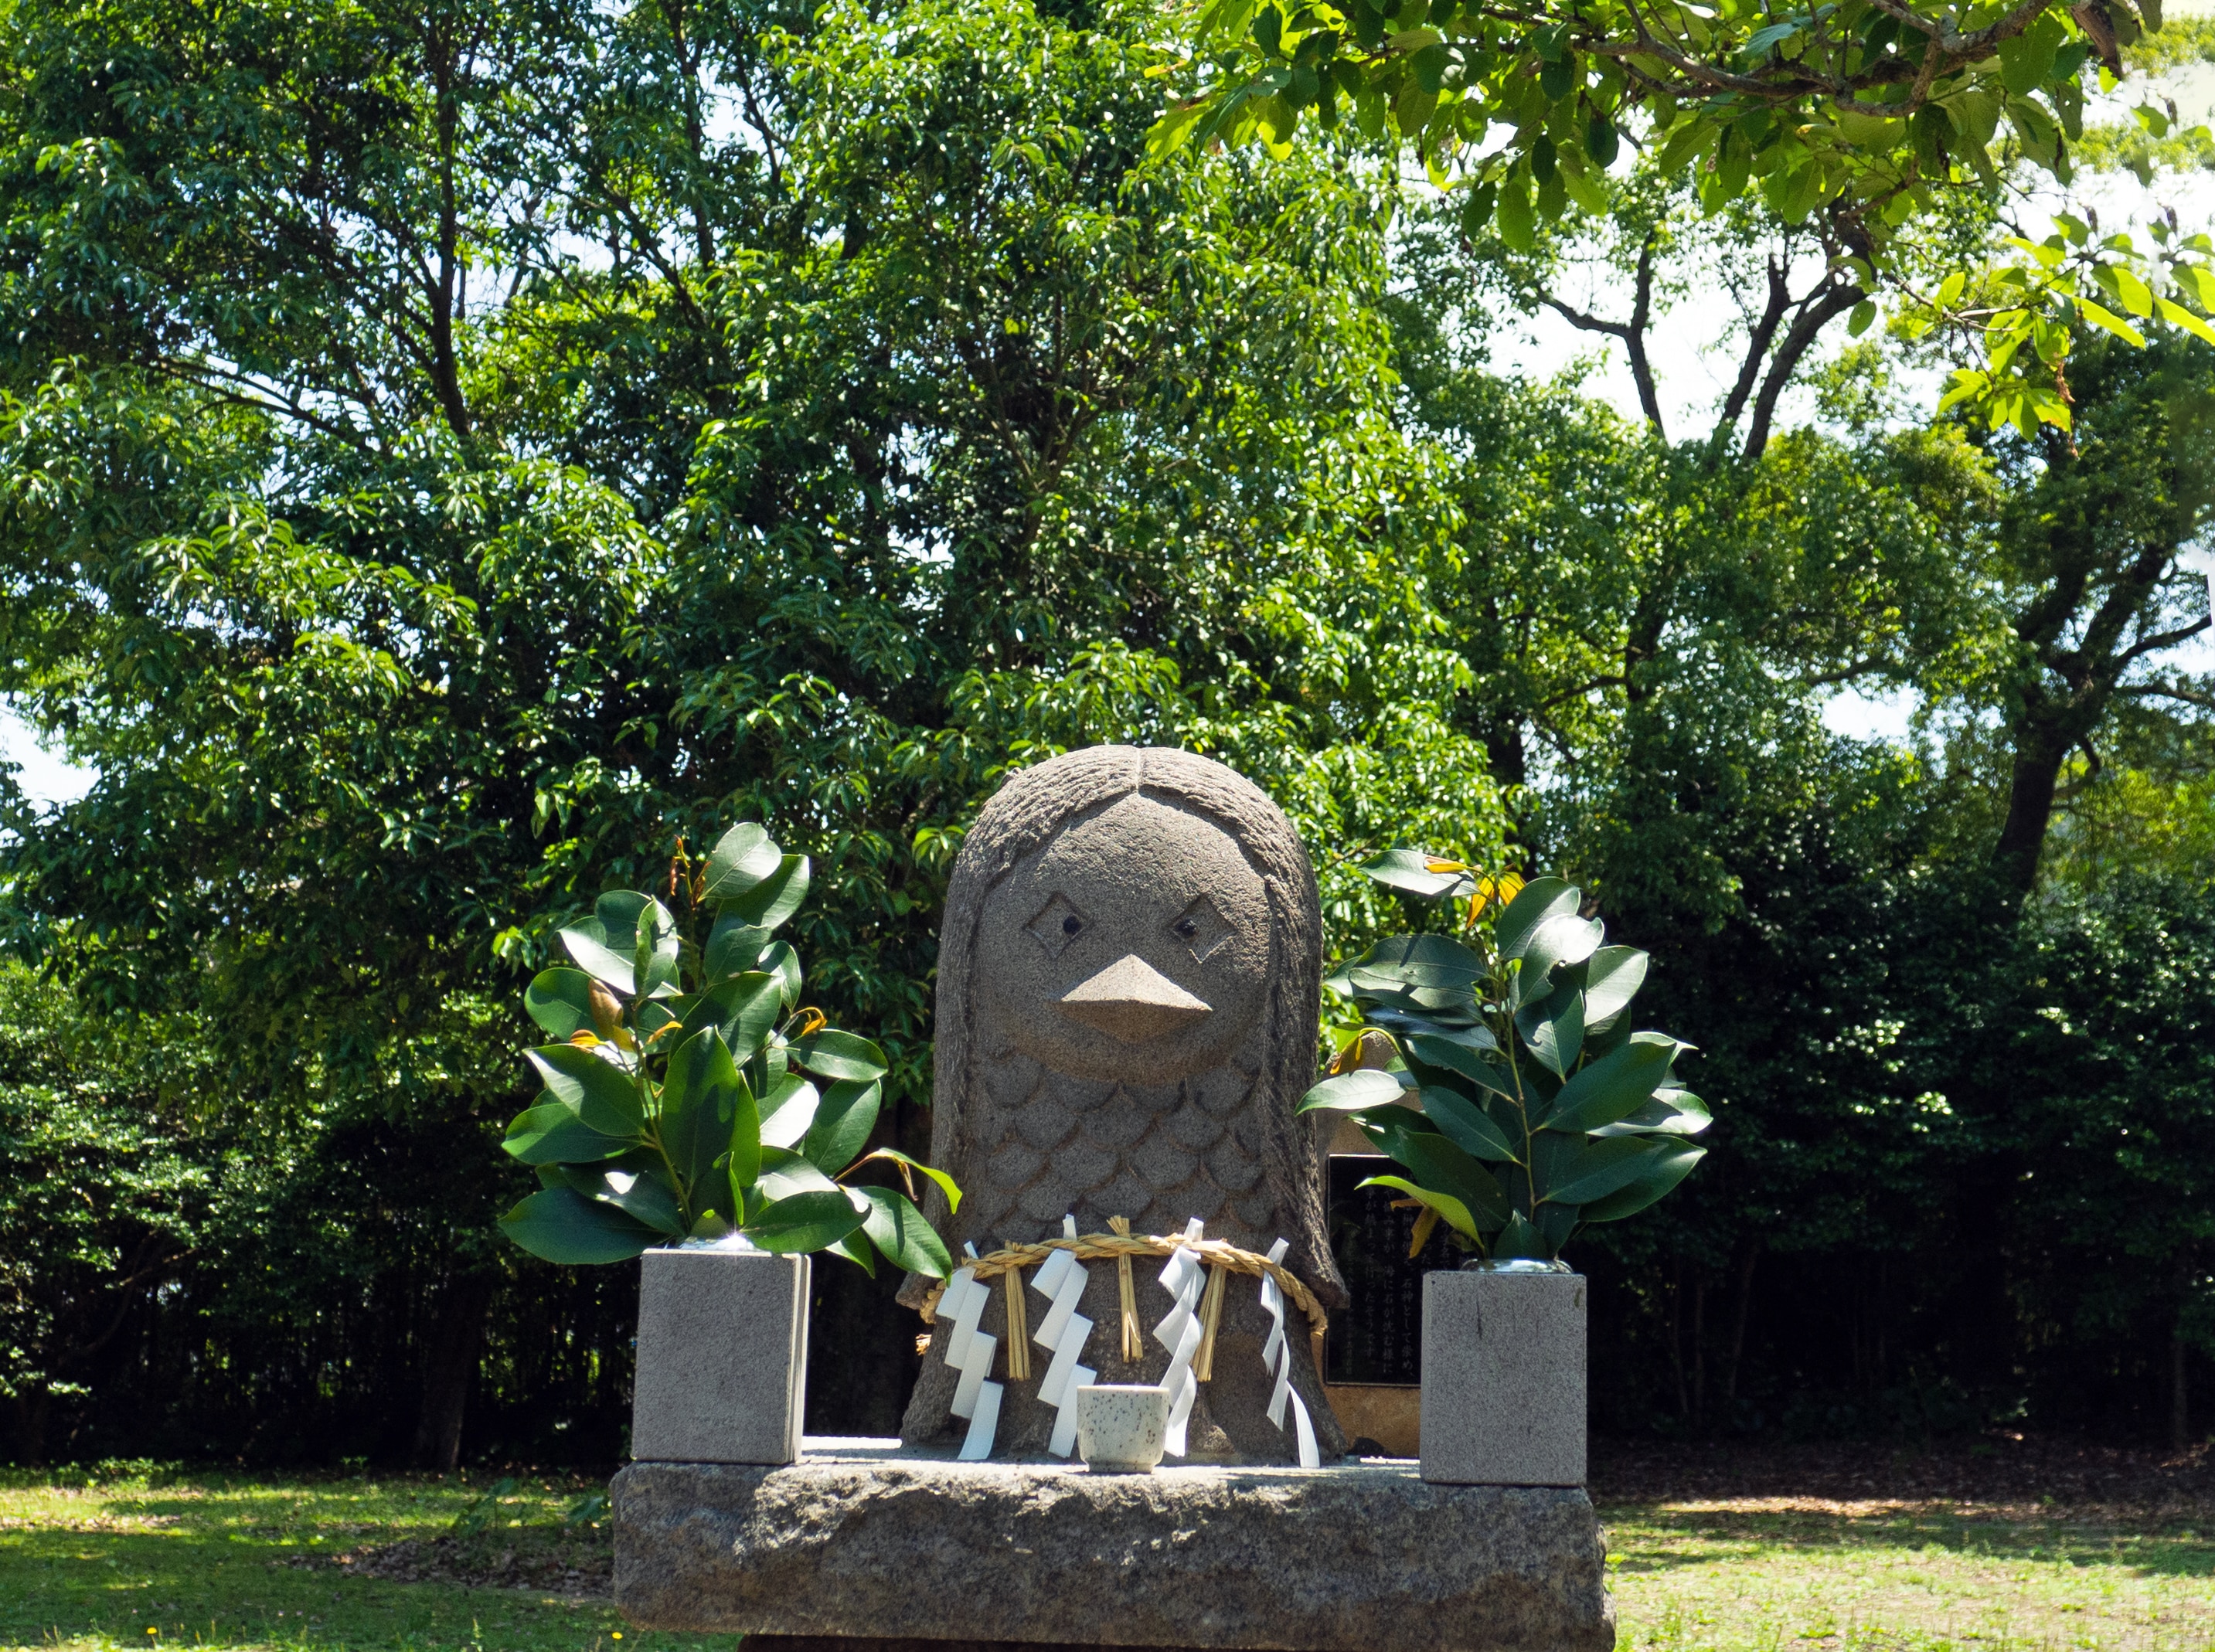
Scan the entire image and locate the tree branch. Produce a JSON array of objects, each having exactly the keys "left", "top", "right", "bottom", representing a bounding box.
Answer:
[
  {"left": 2118, "top": 614, "right": 2213, "bottom": 667},
  {"left": 1713, "top": 258, "right": 1791, "bottom": 450},
  {"left": 1802, "top": 656, "right": 1886, "bottom": 688},
  {"left": 2118, "top": 680, "right": 2215, "bottom": 709},
  {"left": 1743, "top": 278, "right": 1866, "bottom": 462},
  {"left": 1540, "top": 236, "right": 1665, "bottom": 440}
]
